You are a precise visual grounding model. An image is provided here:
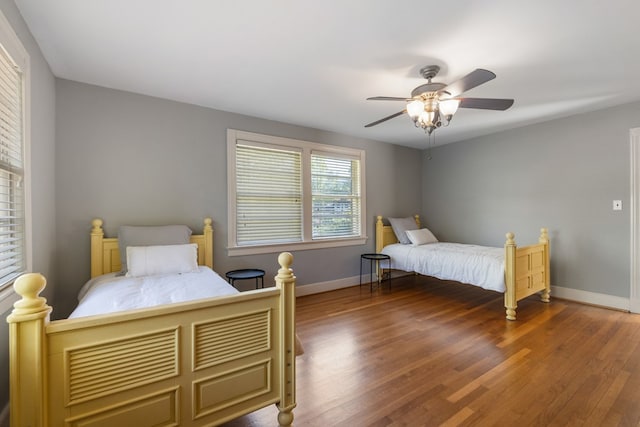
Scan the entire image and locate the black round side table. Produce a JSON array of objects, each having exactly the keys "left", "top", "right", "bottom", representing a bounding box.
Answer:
[
  {"left": 359, "top": 253, "right": 391, "bottom": 291},
  {"left": 225, "top": 268, "right": 265, "bottom": 289}
]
